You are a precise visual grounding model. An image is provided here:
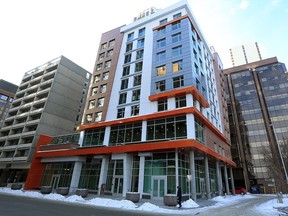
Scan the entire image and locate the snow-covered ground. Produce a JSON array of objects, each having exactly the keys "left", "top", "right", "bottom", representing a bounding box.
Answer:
[{"left": 0, "top": 188, "right": 287, "bottom": 215}]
